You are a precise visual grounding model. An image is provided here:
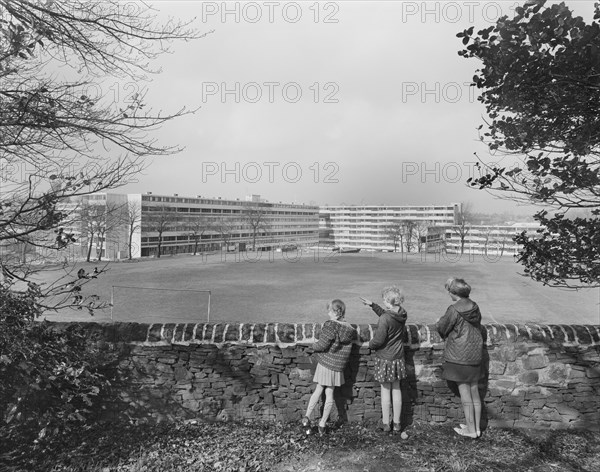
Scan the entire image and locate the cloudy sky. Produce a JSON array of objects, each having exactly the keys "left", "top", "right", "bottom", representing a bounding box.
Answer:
[{"left": 117, "top": 0, "right": 593, "bottom": 213}]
